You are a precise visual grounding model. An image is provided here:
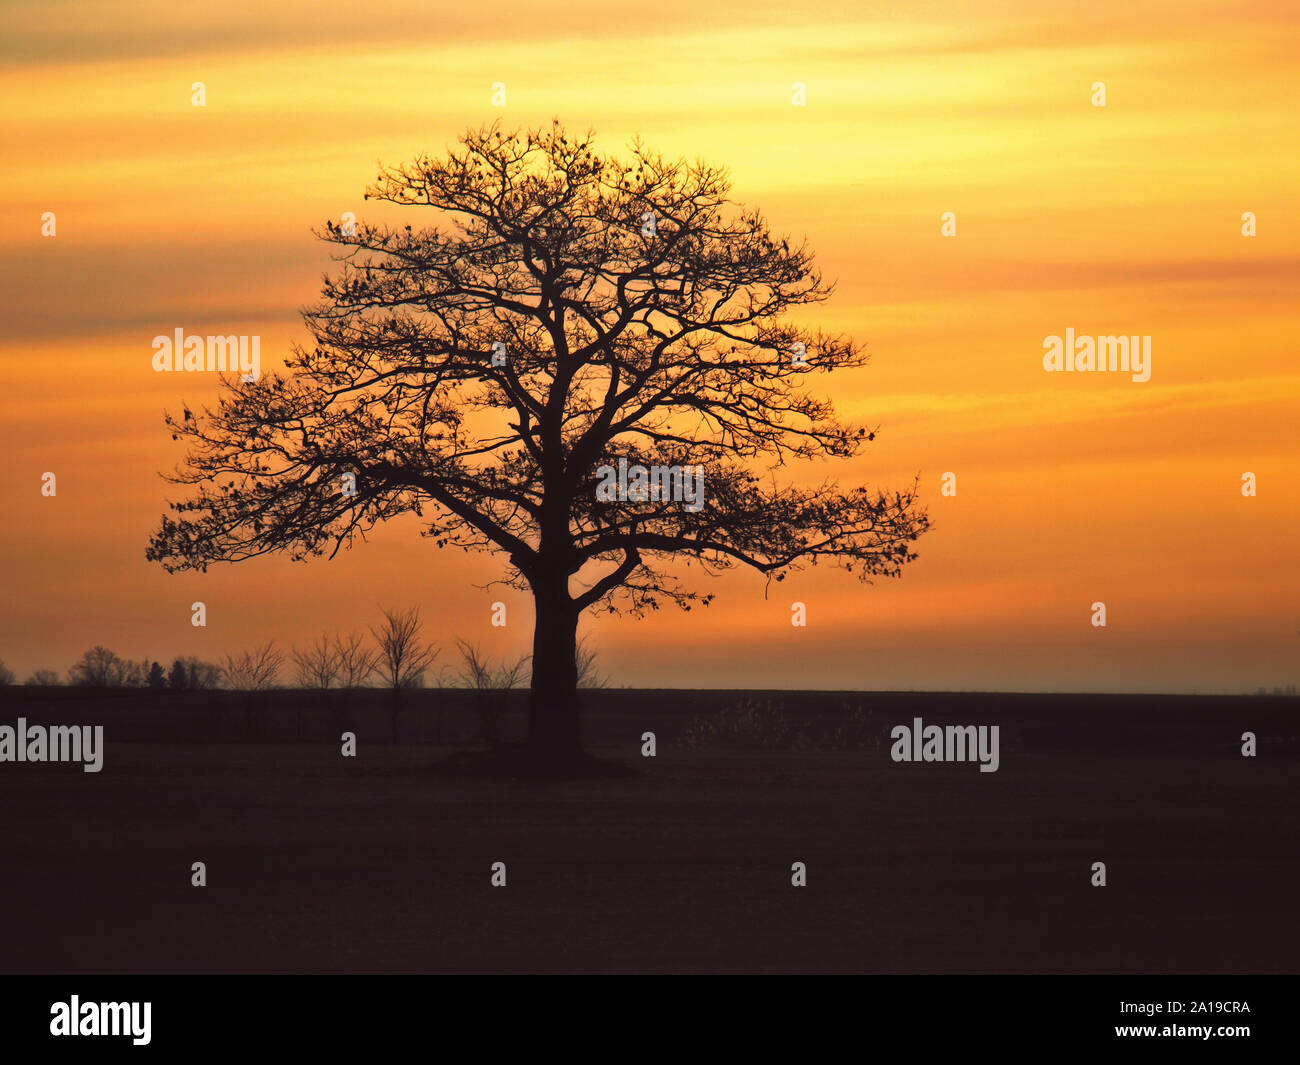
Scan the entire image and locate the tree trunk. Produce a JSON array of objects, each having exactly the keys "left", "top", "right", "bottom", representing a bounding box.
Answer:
[{"left": 528, "top": 582, "right": 581, "bottom": 754}]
